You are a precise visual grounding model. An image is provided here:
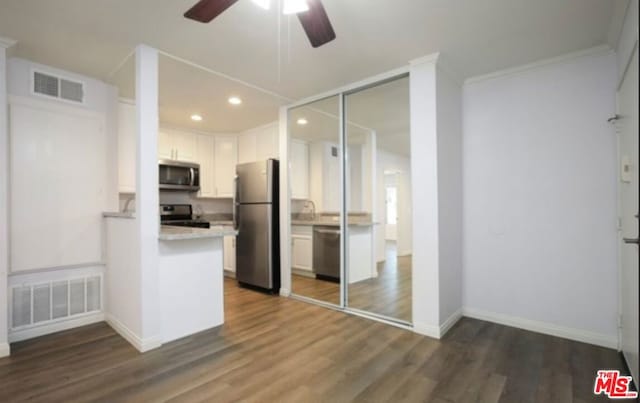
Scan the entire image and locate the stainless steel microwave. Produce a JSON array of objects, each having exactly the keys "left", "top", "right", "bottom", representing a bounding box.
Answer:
[{"left": 159, "top": 160, "right": 200, "bottom": 192}]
